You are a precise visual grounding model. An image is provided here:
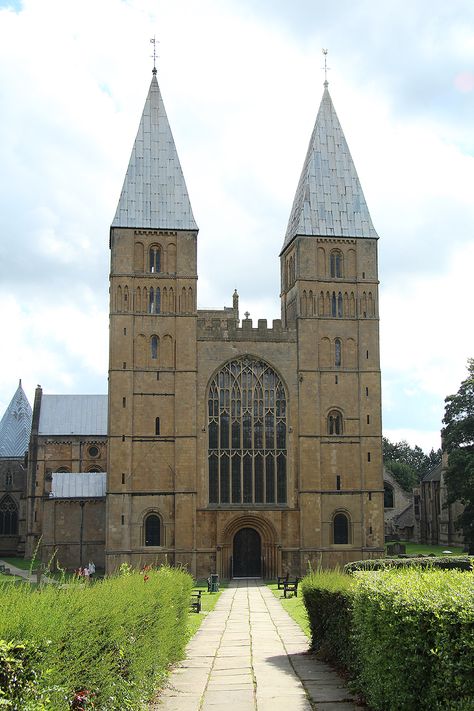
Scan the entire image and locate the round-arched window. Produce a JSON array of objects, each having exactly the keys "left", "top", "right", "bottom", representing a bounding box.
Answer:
[
  {"left": 208, "top": 357, "right": 287, "bottom": 505},
  {"left": 333, "top": 512, "right": 350, "bottom": 544},
  {"left": 144, "top": 514, "right": 161, "bottom": 546}
]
